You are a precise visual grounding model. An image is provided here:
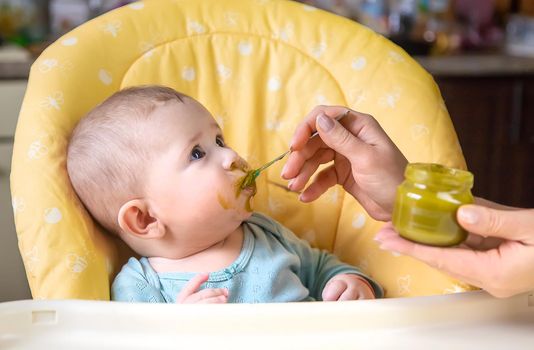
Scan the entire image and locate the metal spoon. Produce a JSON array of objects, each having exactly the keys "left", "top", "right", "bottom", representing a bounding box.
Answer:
[{"left": 240, "top": 110, "right": 349, "bottom": 189}]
